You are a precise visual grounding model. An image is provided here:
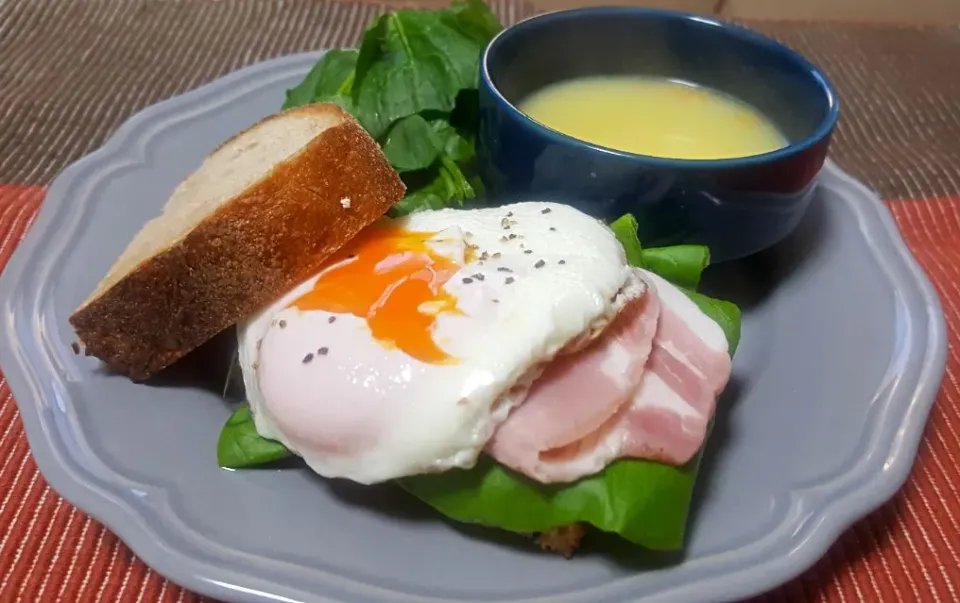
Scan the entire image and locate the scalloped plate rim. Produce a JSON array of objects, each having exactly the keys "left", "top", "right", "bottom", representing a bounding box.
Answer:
[{"left": 0, "top": 51, "right": 947, "bottom": 603}]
